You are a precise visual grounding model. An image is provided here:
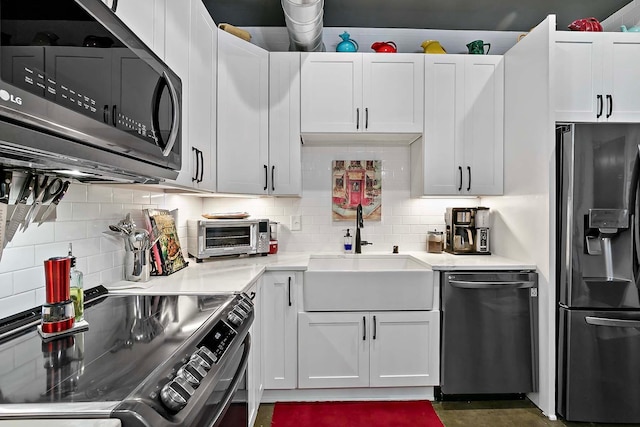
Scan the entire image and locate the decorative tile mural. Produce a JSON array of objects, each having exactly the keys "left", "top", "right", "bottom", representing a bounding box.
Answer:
[{"left": 332, "top": 160, "right": 381, "bottom": 221}]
